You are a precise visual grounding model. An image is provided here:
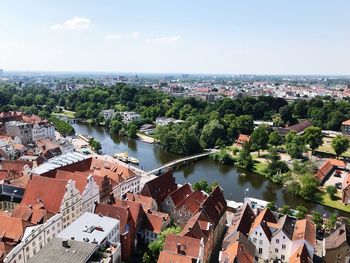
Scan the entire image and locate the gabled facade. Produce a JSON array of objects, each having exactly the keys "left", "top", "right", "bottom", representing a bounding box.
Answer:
[{"left": 160, "top": 183, "right": 193, "bottom": 214}]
